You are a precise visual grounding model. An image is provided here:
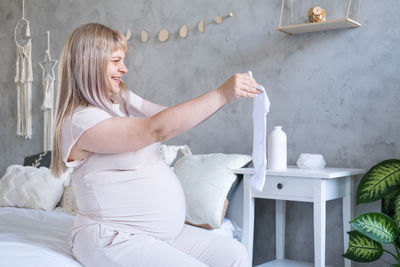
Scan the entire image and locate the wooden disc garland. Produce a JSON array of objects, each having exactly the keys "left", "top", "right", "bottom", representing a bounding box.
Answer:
[
  {"left": 141, "top": 30, "right": 149, "bottom": 43},
  {"left": 127, "top": 11, "right": 234, "bottom": 44},
  {"left": 197, "top": 19, "right": 205, "bottom": 32},
  {"left": 158, "top": 28, "right": 169, "bottom": 42},
  {"left": 179, "top": 25, "right": 188, "bottom": 38},
  {"left": 214, "top": 16, "right": 222, "bottom": 24},
  {"left": 125, "top": 29, "right": 132, "bottom": 41}
]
